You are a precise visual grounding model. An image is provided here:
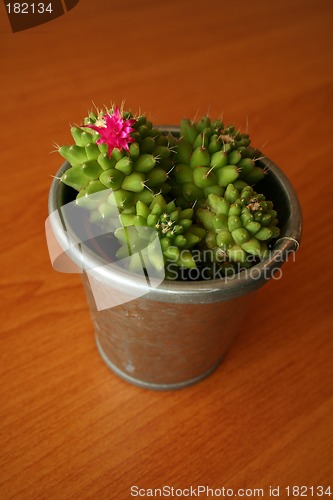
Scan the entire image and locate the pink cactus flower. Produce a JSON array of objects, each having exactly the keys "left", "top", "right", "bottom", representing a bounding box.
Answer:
[{"left": 84, "top": 107, "right": 136, "bottom": 156}]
